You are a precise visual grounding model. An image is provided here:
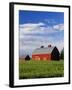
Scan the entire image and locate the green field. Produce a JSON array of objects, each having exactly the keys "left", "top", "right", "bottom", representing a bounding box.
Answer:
[{"left": 19, "top": 60, "right": 64, "bottom": 79}]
